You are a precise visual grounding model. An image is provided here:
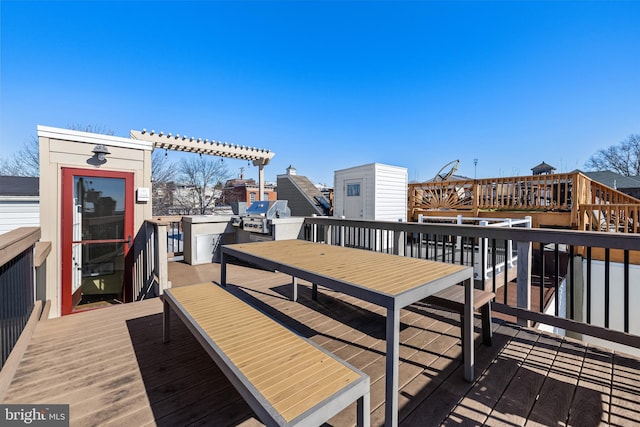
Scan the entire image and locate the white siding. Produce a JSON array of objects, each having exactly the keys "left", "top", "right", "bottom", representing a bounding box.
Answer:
[
  {"left": 334, "top": 164, "right": 374, "bottom": 219},
  {"left": 373, "top": 164, "right": 407, "bottom": 222},
  {"left": 0, "top": 198, "right": 40, "bottom": 234},
  {"left": 334, "top": 163, "right": 407, "bottom": 221}
]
